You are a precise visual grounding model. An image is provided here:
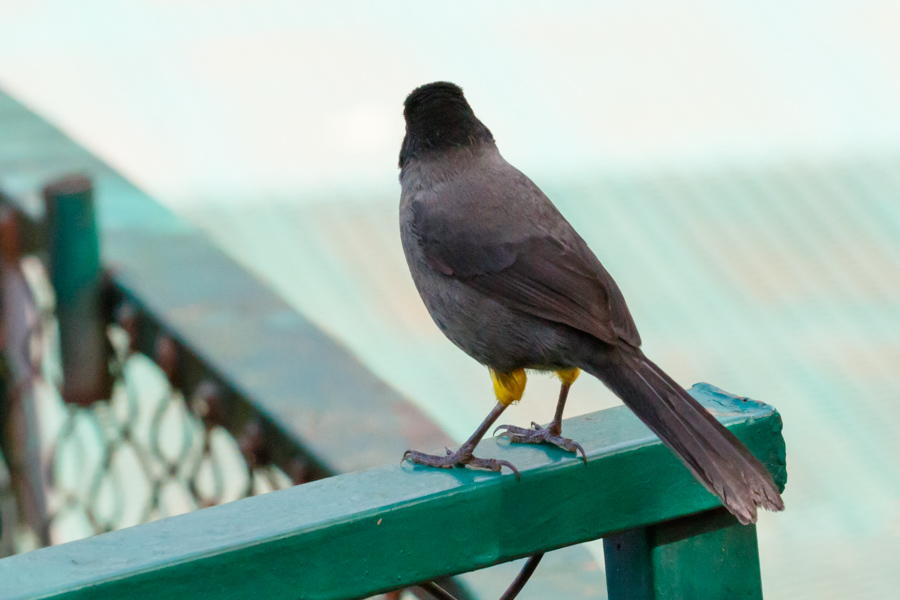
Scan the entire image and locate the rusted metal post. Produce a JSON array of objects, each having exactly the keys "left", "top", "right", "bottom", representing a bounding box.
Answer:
[
  {"left": 44, "top": 175, "right": 111, "bottom": 406},
  {"left": 0, "top": 355, "right": 12, "bottom": 556},
  {"left": 0, "top": 205, "right": 51, "bottom": 546}
]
